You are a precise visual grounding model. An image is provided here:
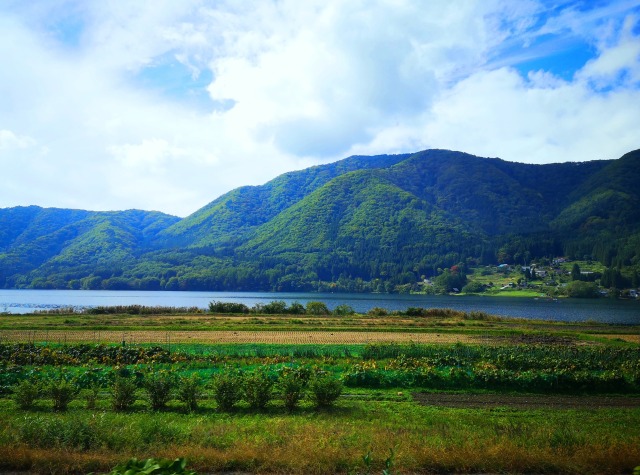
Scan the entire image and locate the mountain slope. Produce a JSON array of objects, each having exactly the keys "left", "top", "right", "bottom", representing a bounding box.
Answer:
[
  {"left": 0, "top": 148, "right": 638, "bottom": 291},
  {"left": 0, "top": 208, "right": 179, "bottom": 288},
  {"left": 155, "top": 153, "right": 411, "bottom": 248},
  {"left": 380, "top": 150, "right": 613, "bottom": 235}
]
